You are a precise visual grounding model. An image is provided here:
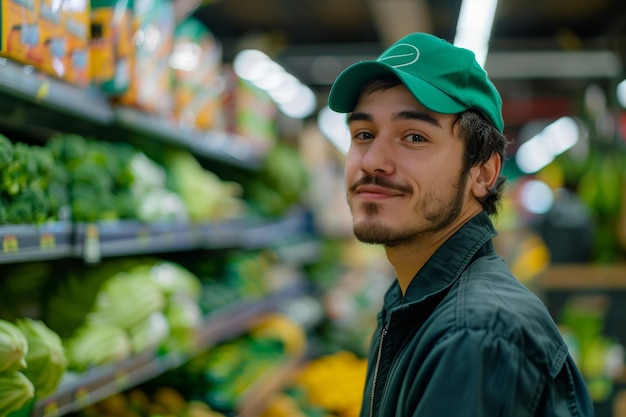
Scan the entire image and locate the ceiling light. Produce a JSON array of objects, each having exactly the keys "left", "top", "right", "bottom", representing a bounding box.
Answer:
[
  {"left": 453, "top": 0, "right": 498, "bottom": 67},
  {"left": 515, "top": 117, "right": 580, "bottom": 174},
  {"left": 520, "top": 180, "right": 554, "bottom": 215},
  {"left": 233, "top": 49, "right": 317, "bottom": 119}
]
